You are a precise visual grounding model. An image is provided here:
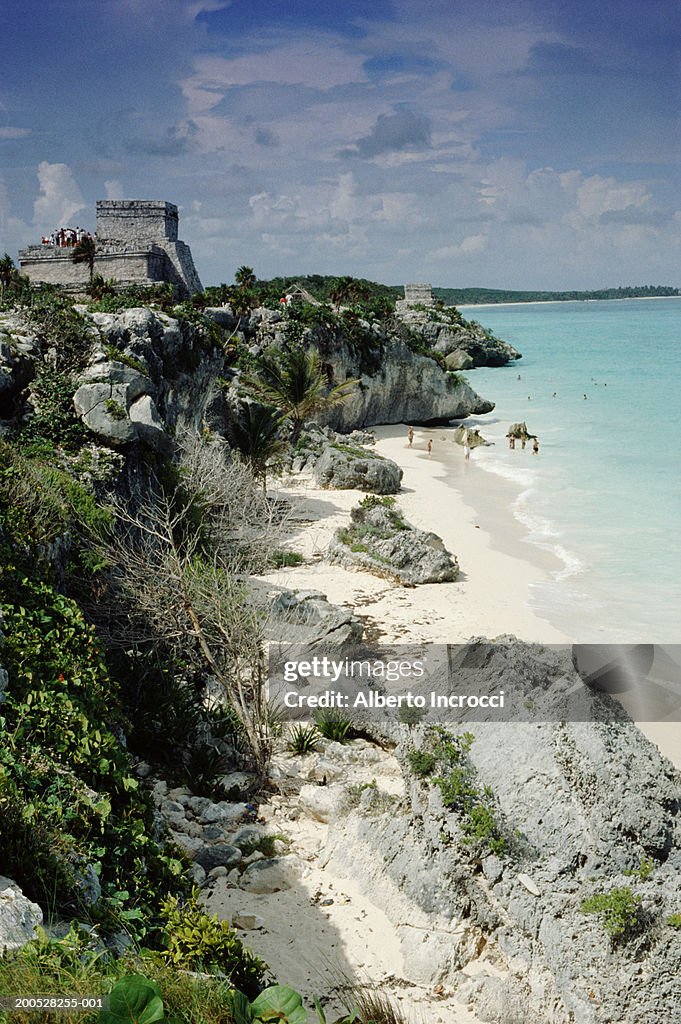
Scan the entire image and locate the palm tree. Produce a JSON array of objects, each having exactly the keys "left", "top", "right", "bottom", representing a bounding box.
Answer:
[
  {"left": 227, "top": 402, "right": 287, "bottom": 490},
  {"left": 0, "top": 254, "right": 17, "bottom": 303},
  {"left": 330, "top": 275, "right": 371, "bottom": 311},
  {"left": 244, "top": 346, "right": 358, "bottom": 443},
  {"left": 72, "top": 235, "right": 96, "bottom": 282},
  {"left": 235, "top": 265, "right": 256, "bottom": 289}
]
